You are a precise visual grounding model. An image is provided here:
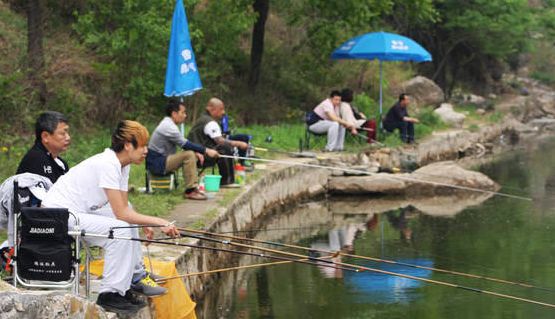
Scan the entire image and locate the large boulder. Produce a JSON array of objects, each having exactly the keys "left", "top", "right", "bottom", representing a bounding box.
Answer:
[
  {"left": 406, "top": 161, "right": 500, "bottom": 195},
  {"left": 393, "top": 76, "right": 444, "bottom": 107},
  {"left": 328, "top": 161, "right": 499, "bottom": 197},
  {"left": 328, "top": 174, "right": 406, "bottom": 194},
  {"left": 433, "top": 103, "right": 466, "bottom": 128}
]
